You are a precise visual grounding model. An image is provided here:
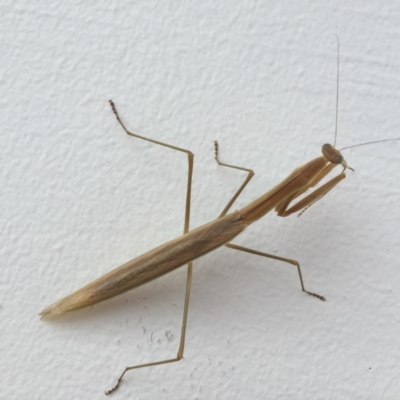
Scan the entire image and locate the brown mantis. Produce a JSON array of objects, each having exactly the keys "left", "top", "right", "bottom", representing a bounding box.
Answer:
[{"left": 40, "top": 42, "right": 399, "bottom": 394}]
